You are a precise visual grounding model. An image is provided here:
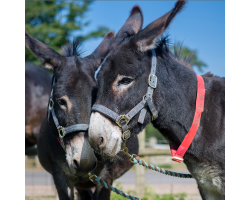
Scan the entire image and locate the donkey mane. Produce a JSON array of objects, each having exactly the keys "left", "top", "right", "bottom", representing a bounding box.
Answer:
[
  {"left": 156, "top": 35, "right": 194, "bottom": 71},
  {"left": 61, "top": 38, "right": 84, "bottom": 57}
]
